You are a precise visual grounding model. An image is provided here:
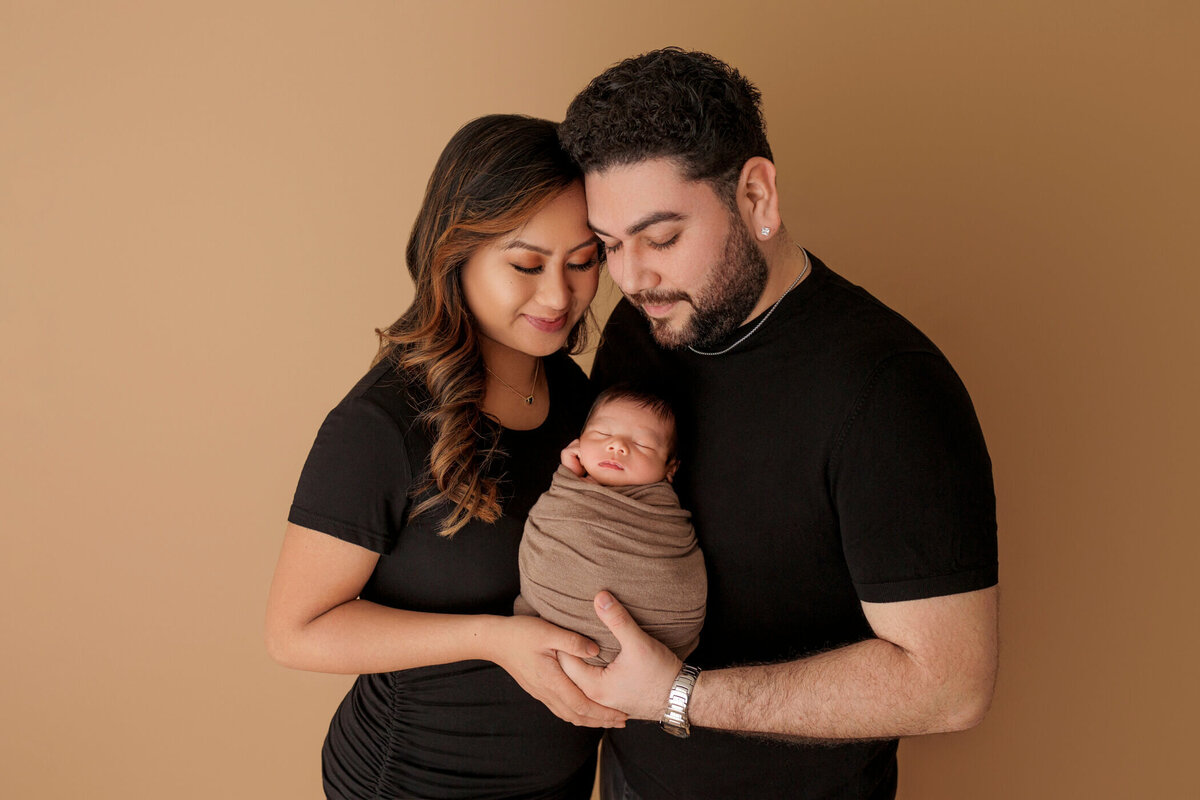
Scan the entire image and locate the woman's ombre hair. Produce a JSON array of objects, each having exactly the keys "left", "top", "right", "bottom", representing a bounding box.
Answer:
[{"left": 374, "top": 115, "right": 590, "bottom": 537}]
